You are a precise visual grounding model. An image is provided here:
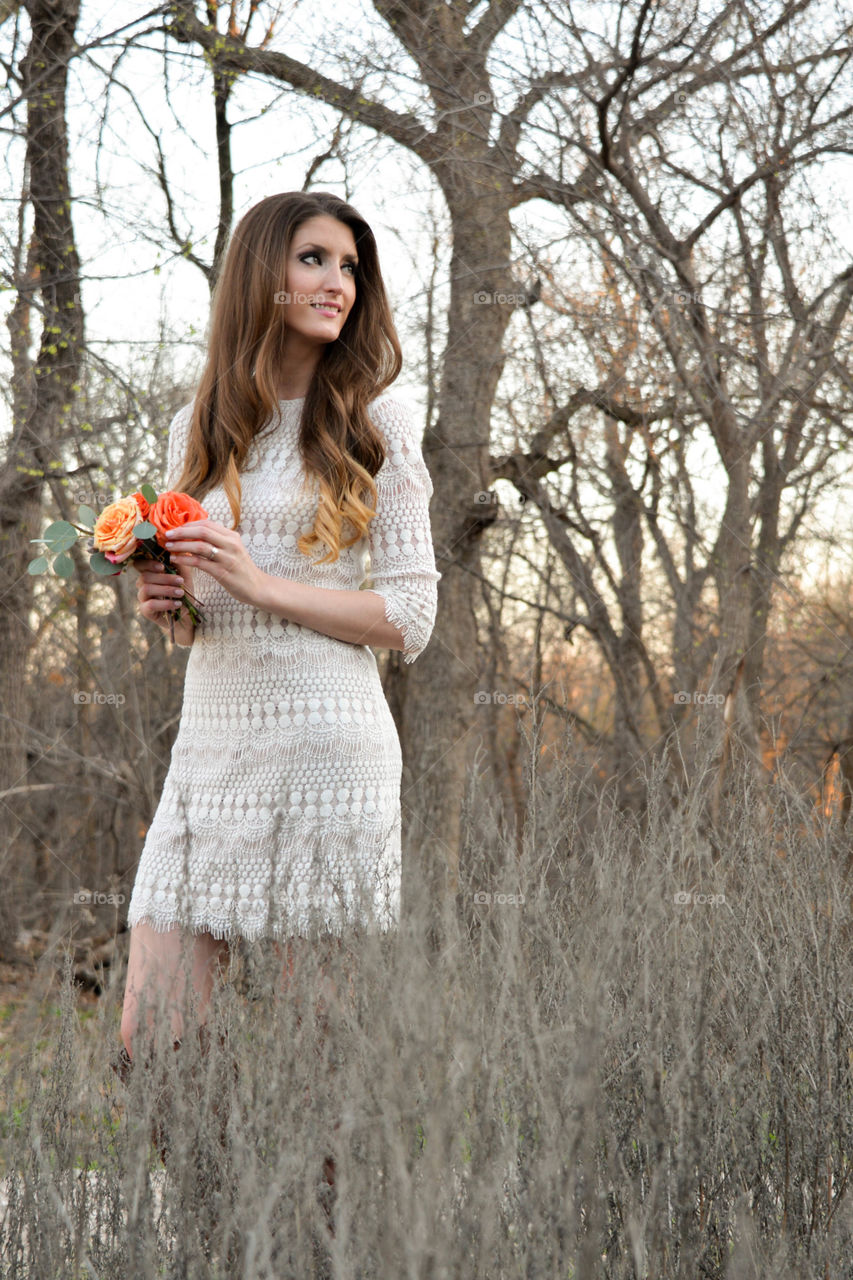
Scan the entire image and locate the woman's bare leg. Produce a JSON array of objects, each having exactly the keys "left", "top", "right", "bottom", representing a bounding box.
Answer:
[
  {"left": 116, "top": 923, "right": 233, "bottom": 1167},
  {"left": 120, "top": 921, "right": 231, "bottom": 1061}
]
